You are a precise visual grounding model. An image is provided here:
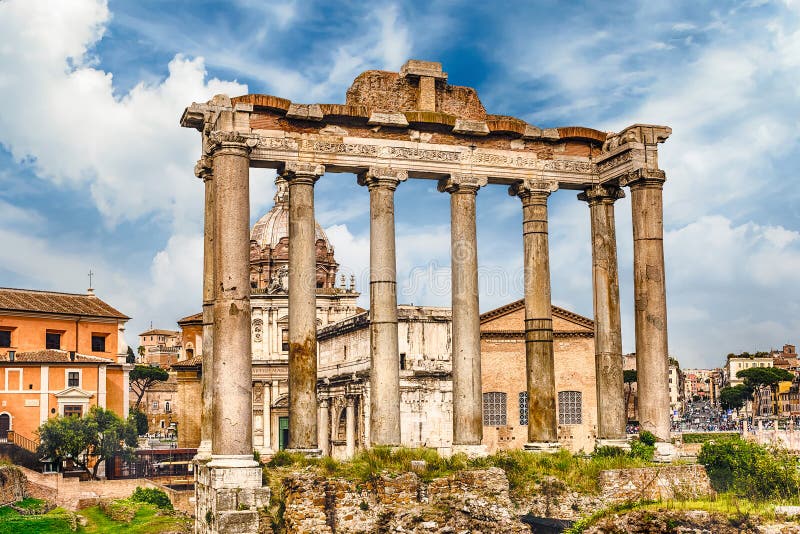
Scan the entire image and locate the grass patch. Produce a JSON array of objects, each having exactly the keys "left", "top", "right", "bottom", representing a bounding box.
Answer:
[
  {"left": 0, "top": 506, "right": 76, "bottom": 534},
  {"left": 682, "top": 432, "right": 740, "bottom": 444},
  {"left": 79, "top": 501, "right": 191, "bottom": 533},
  {"left": 477, "top": 449, "right": 654, "bottom": 495},
  {"left": 566, "top": 492, "right": 795, "bottom": 532}
]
